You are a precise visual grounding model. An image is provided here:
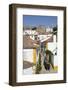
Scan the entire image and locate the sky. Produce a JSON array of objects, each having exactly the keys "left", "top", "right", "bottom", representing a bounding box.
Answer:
[{"left": 23, "top": 15, "right": 57, "bottom": 27}]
